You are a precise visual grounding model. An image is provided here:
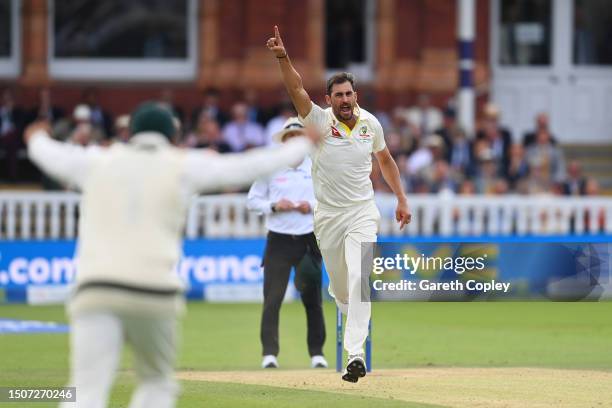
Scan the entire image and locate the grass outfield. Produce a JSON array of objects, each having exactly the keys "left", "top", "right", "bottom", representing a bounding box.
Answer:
[{"left": 1, "top": 302, "right": 612, "bottom": 407}]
